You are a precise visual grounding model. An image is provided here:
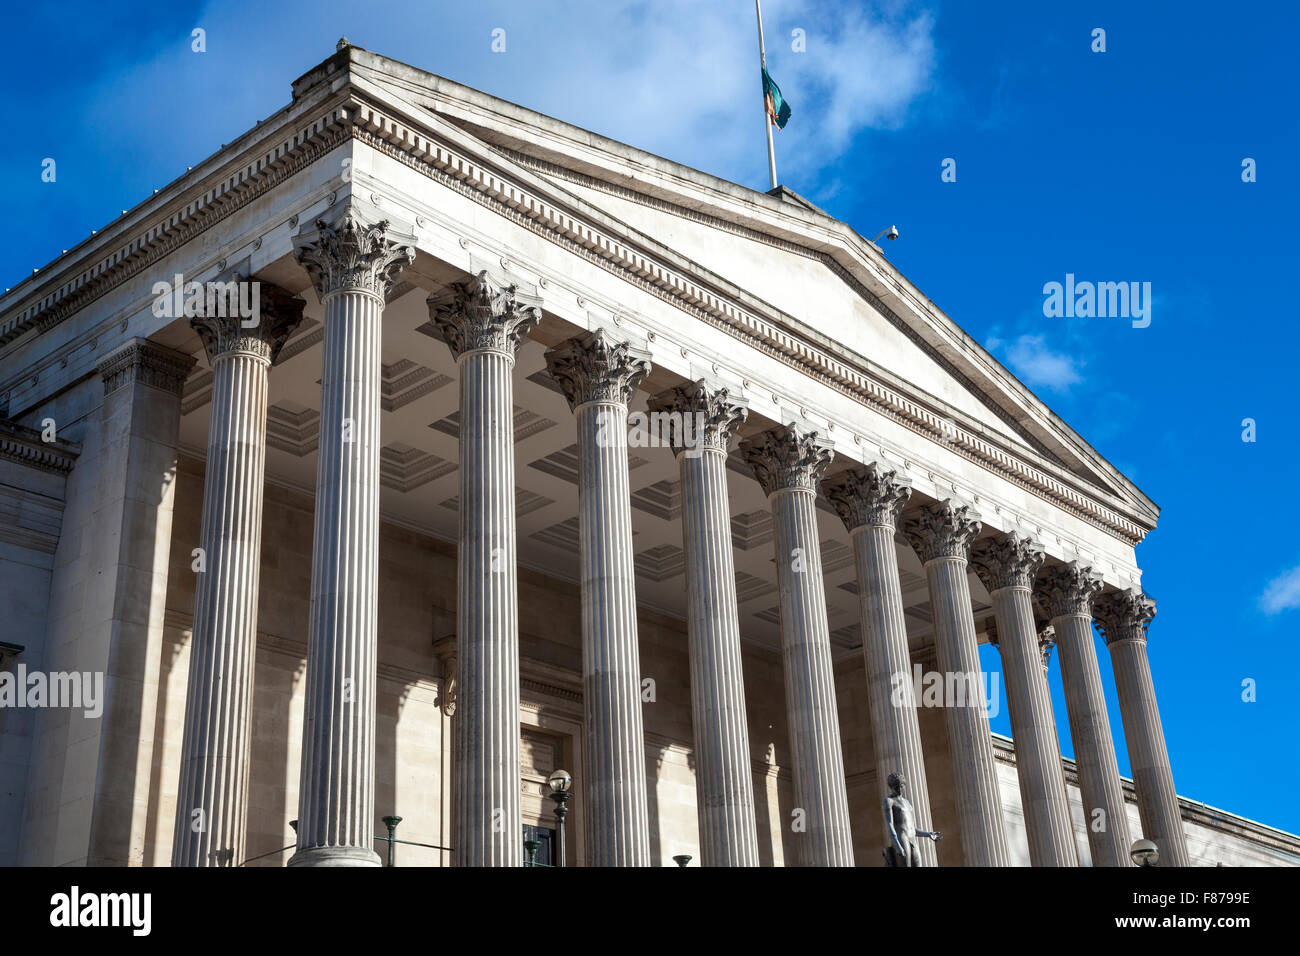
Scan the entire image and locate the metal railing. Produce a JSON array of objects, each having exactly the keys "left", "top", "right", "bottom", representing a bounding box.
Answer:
[
  {"left": 239, "top": 816, "right": 454, "bottom": 867},
  {"left": 241, "top": 815, "right": 604, "bottom": 867}
]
